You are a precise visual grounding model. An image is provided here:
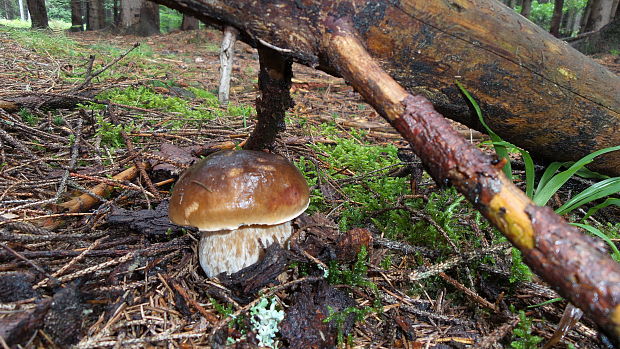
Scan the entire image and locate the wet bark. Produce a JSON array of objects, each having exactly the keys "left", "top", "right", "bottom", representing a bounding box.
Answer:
[
  {"left": 150, "top": 0, "right": 620, "bottom": 177},
  {"left": 69, "top": 0, "right": 83, "bottom": 32},
  {"left": 25, "top": 0, "right": 47, "bottom": 29},
  {"left": 243, "top": 46, "right": 294, "bottom": 151},
  {"left": 181, "top": 14, "right": 199, "bottom": 30}
]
